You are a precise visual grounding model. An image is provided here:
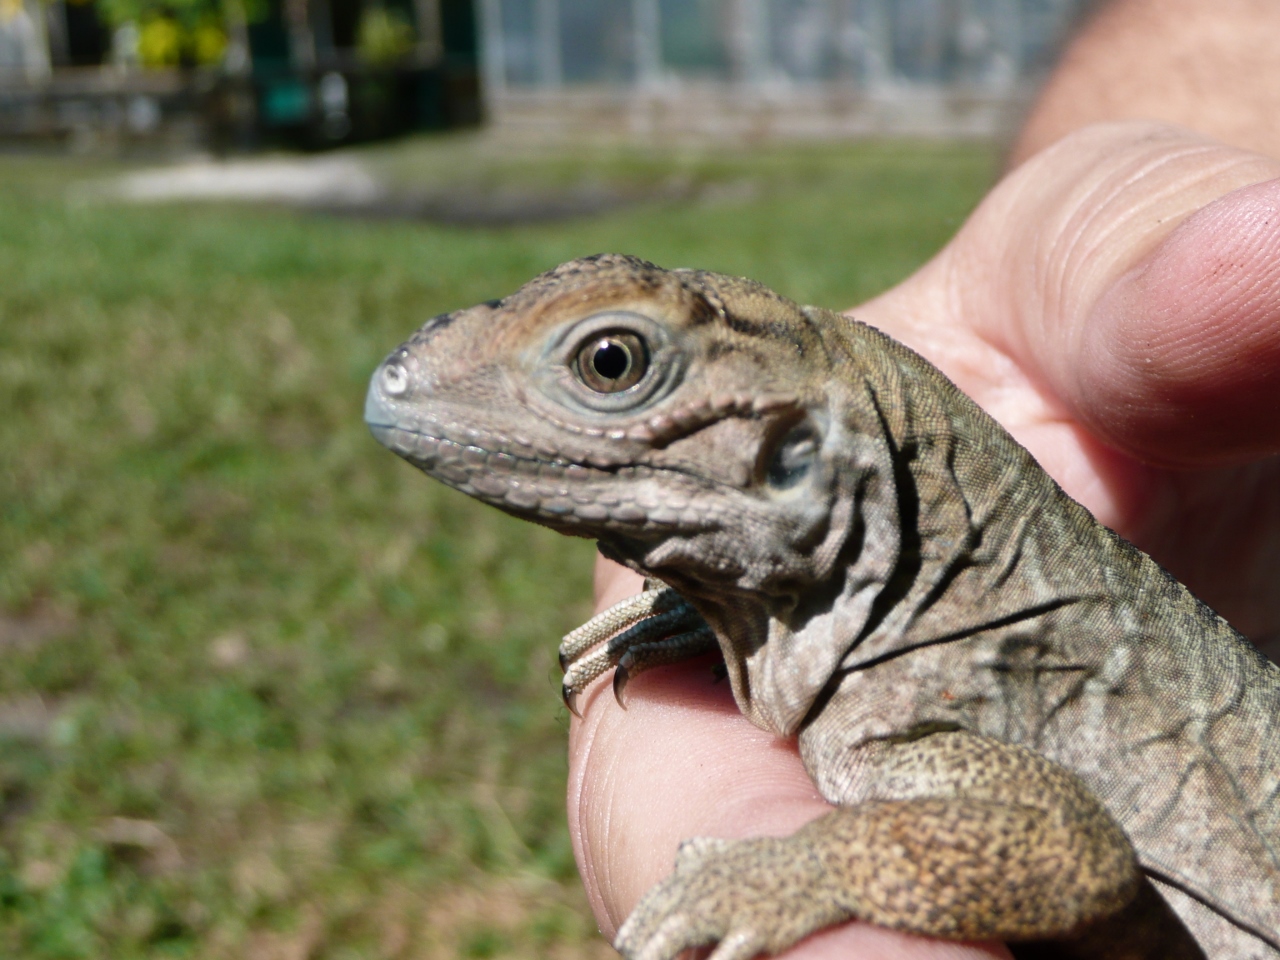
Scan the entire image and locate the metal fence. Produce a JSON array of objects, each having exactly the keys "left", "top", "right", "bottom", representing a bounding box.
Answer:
[{"left": 478, "top": 0, "right": 1087, "bottom": 95}]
